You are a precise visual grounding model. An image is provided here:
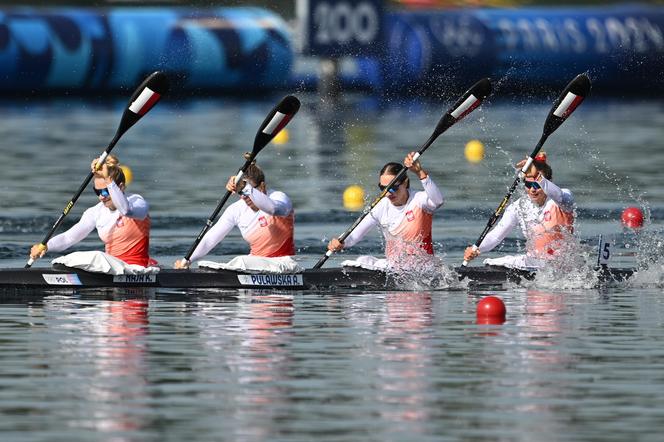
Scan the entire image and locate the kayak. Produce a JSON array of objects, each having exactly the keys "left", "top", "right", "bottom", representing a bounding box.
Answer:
[{"left": 0, "top": 264, "right": 635, "bottom": 291}]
